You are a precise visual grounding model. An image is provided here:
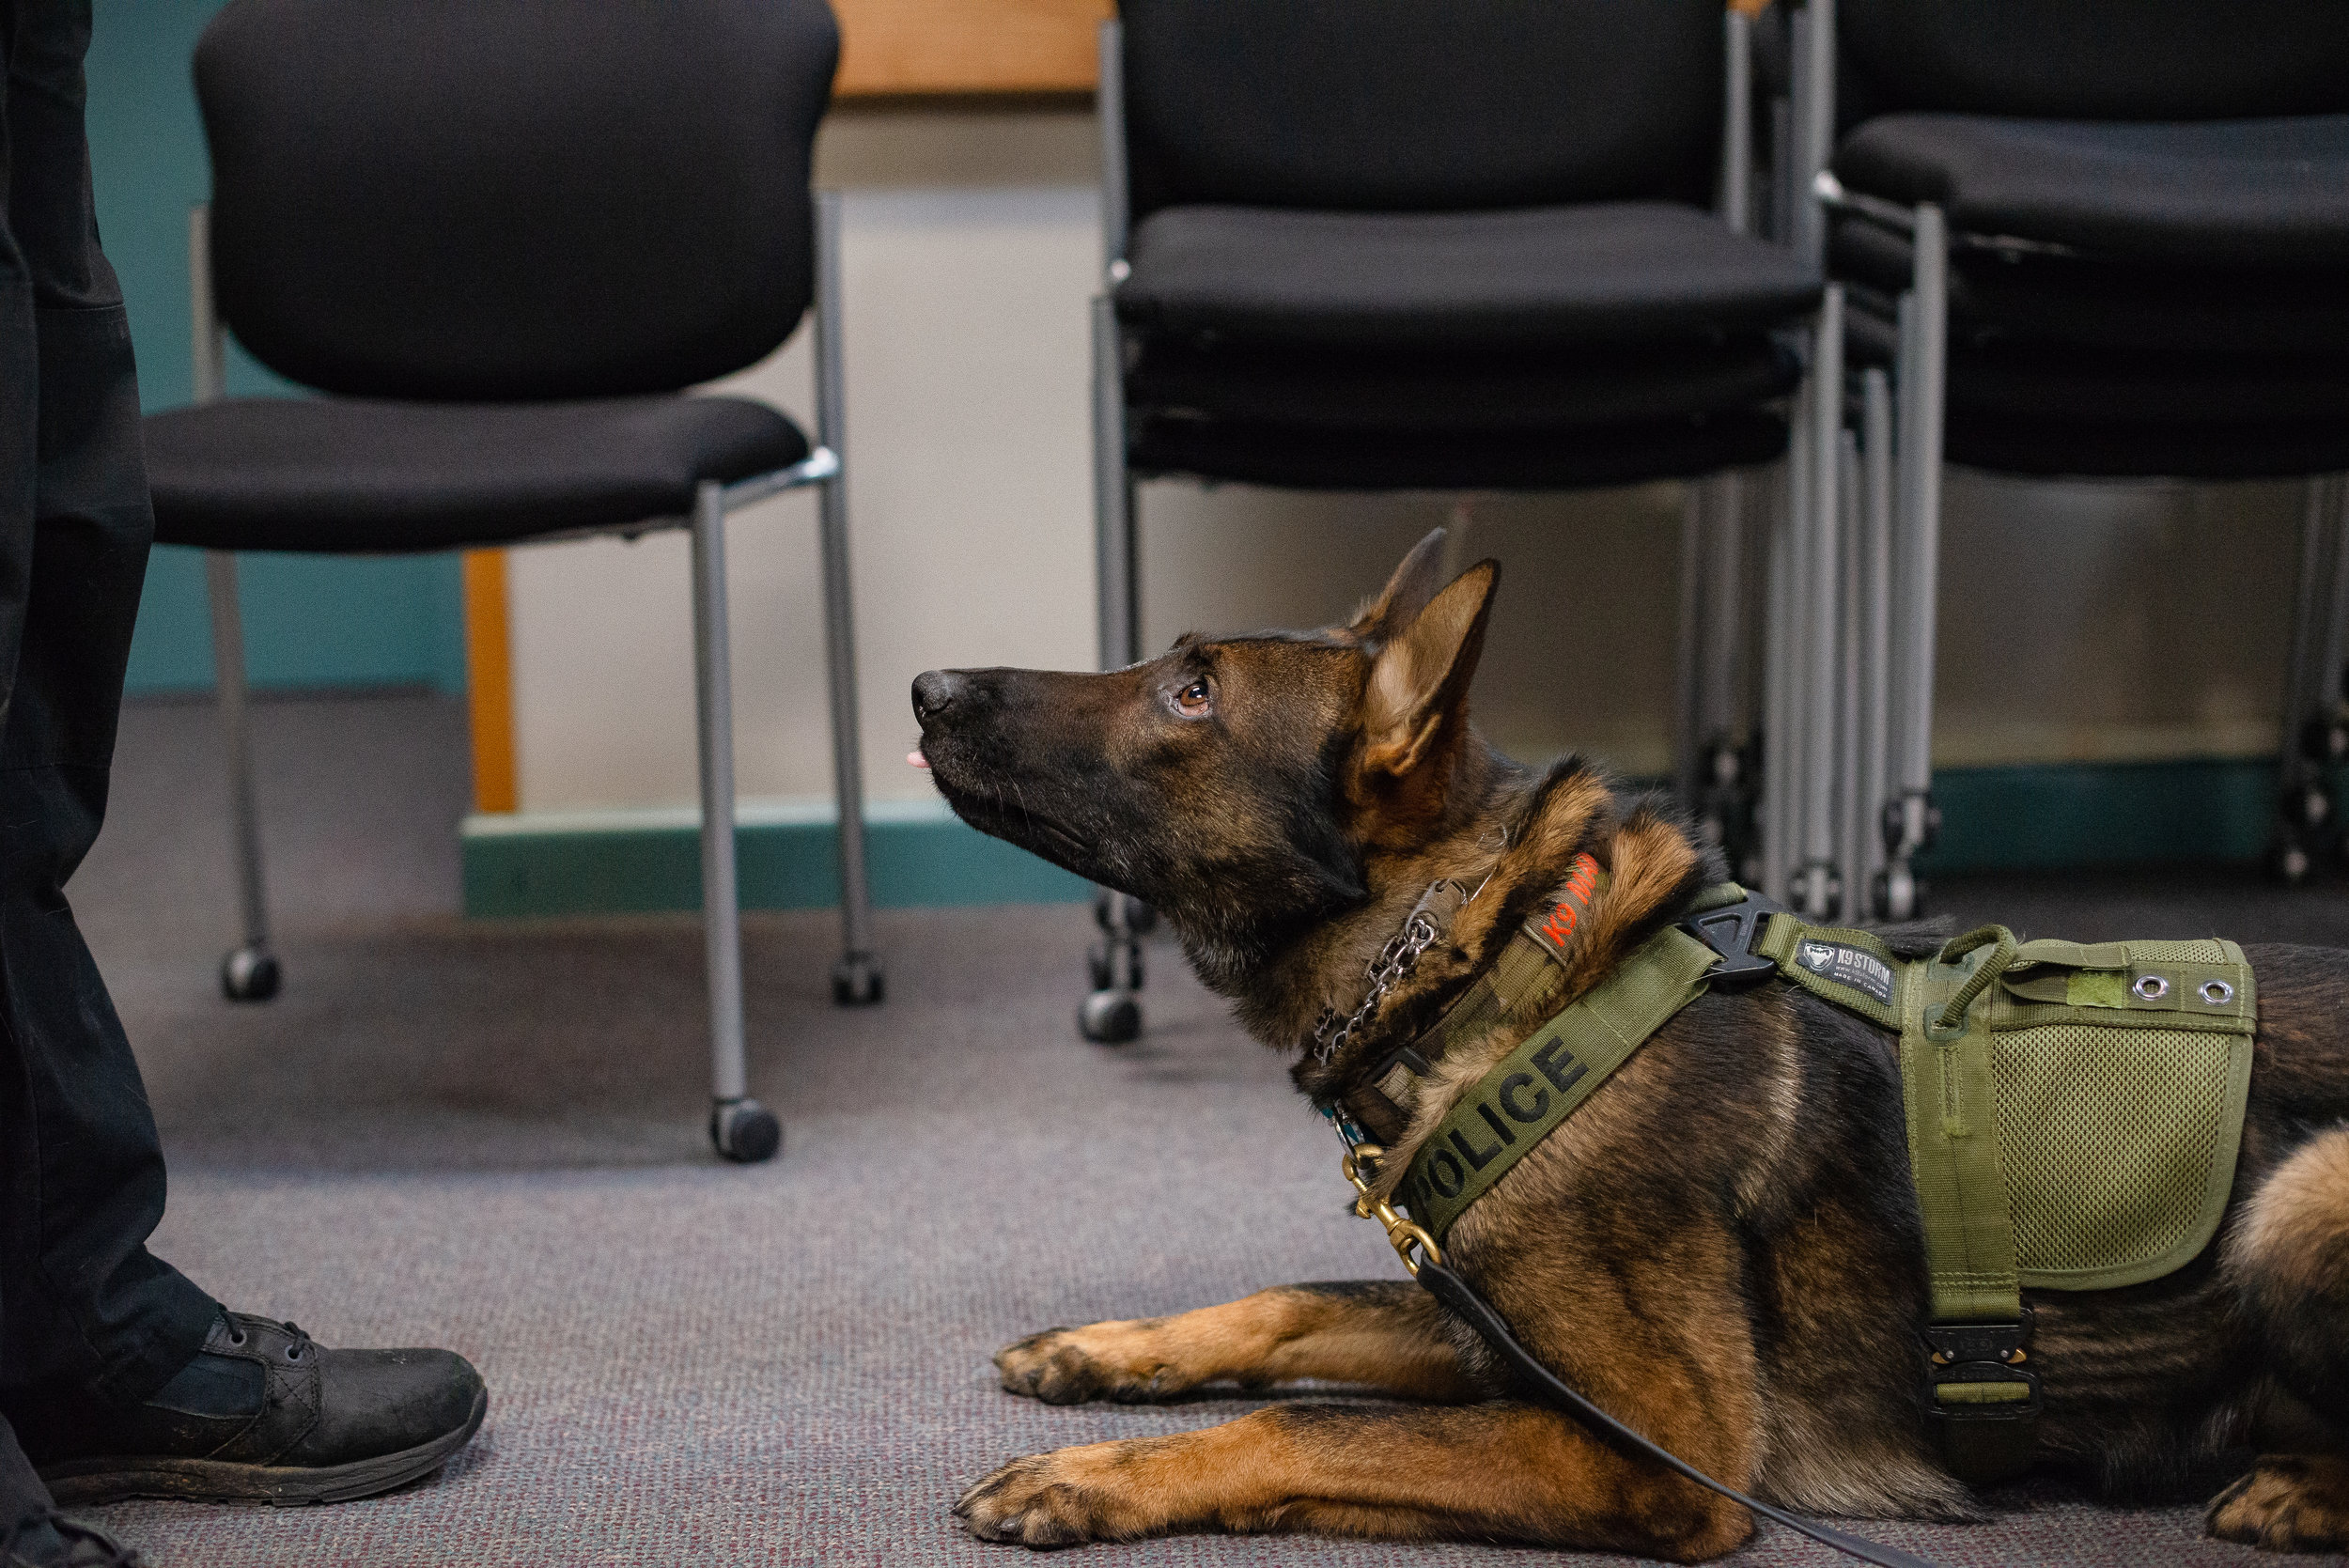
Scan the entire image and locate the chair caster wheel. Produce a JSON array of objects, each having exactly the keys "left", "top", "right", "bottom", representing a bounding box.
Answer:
[
  {"left": 831, "top": 952, "right": 884, "bottom": 1005},
  {"left": 710, "top": 1098, "right": 782, "bottom": 1163},
  {"left": 220, "top": 945, "right": 280, "bottom": 1002},
  {"left": 1078, "top": 990, "right": 1141, "bottom": 1045},
  {"left": 1876, "top": 865, "right": 1924, "bottom": 923}
]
